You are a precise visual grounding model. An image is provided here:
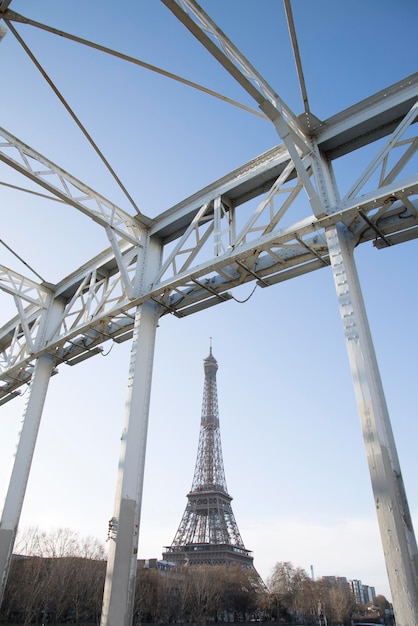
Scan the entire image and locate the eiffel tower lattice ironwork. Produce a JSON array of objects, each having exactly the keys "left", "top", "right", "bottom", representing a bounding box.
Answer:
[{"left": 163, "top": 346, "right": 255, "bottom": 570}]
